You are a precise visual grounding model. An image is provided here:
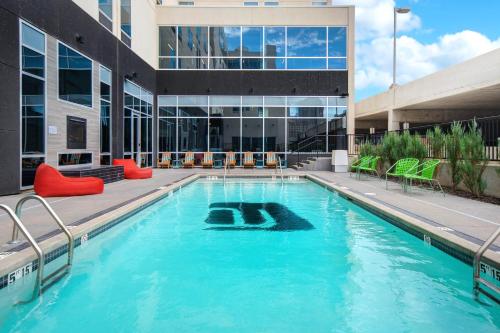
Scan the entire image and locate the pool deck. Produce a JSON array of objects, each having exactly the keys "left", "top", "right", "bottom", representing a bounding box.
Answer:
[{"left": 1, "top": 168, "right": 499, "bottom": 271}]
